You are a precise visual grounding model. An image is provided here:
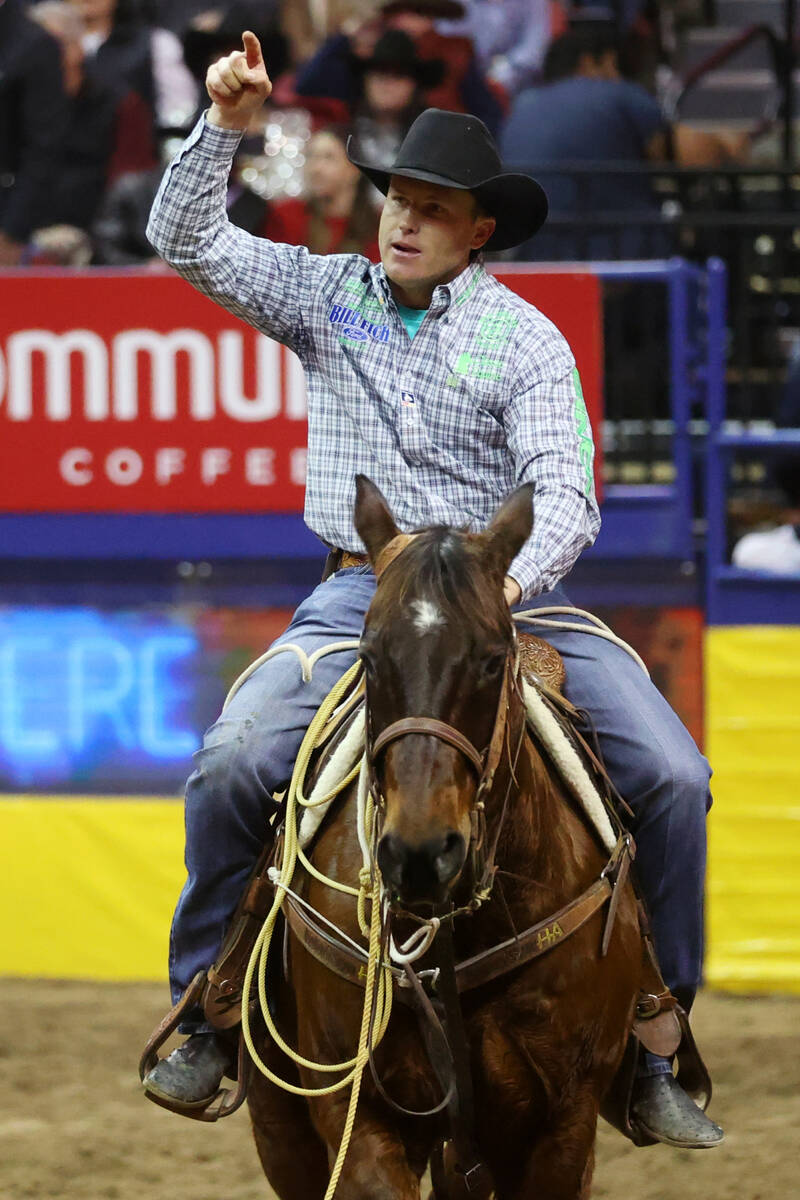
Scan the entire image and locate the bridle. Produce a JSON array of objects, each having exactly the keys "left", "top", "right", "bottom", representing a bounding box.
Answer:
[
  {"left": 361, "top": 637, "right": 529, "bottom": 1179},
  {"left": 365, "top": 637, "right": 525, "bottom": 916}
]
